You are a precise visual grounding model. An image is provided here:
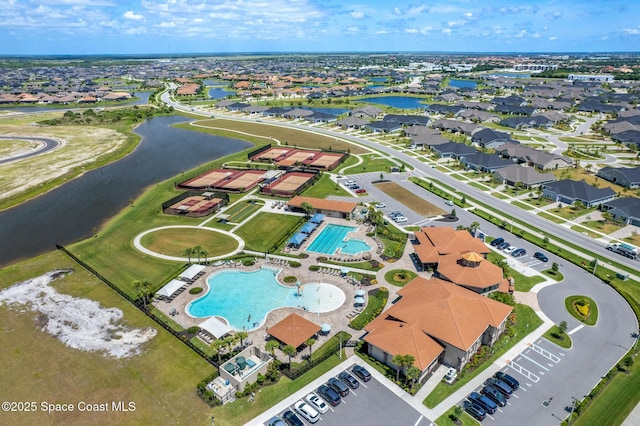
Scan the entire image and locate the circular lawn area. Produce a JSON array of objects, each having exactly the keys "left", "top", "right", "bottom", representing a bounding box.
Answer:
[
  {"left": 384, "top": 269, "right": 418, "bottom": 287},
  {"left": 139, "top": 227, "right": 238, "bottom": 258}
]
